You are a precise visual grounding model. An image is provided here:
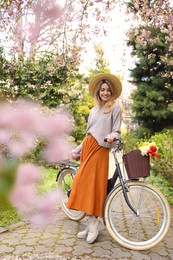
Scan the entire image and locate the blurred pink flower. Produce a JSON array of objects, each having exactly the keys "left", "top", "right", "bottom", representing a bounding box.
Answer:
[
  {"left": 44, "top": 5, "right": 62, "bottom": 20},
  {"left": 10, "top": 185, "right": 37, "bottom": 211},
  {"left": 0, "top": 99, "right": 74, "bottom": 225},
  {"left": 42, "top": 139, "right": 71, "bottom": 163},
  {"left": 0, "top": 130, "right": 11, "bottom": 145},
  {"left": 15, "top": 163, "right": 42, "bottom": 185},
  {"left": 0, "top": 103, "right": 13, "bottom": 128},
  {"left": 42, "top": 113, "right": 71, "bottom": 139},
  {"left": 10, "top": 101, "right": 43, "bottom": 134},
  {"left": 10, "top": 163, "right": 59, "bottom": 225},
  {"left": 8, "top": 133, "right": 36, "bottom": 157},
  {"left": 29, "top": 190, "right": 58, "bottom": 225}
]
